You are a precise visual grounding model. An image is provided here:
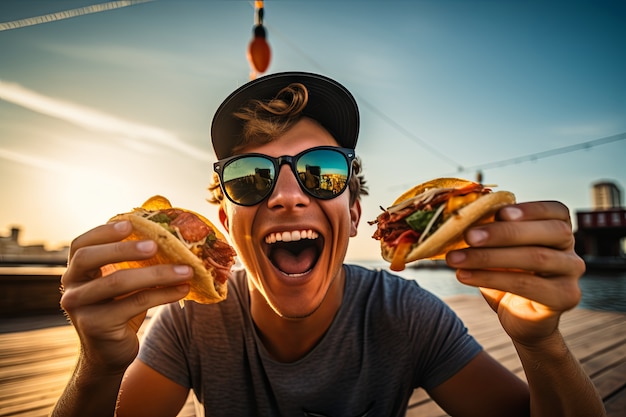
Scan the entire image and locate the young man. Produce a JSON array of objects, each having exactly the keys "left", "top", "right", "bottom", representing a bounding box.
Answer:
[{"left": 53, "top": 72, "right": 605, "bottom": 416}]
